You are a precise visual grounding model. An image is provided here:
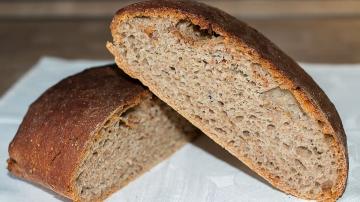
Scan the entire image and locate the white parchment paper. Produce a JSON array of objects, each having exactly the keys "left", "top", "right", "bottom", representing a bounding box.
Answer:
[{"left": 0, "top": 57, "right": 359, "bottom": 202}]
